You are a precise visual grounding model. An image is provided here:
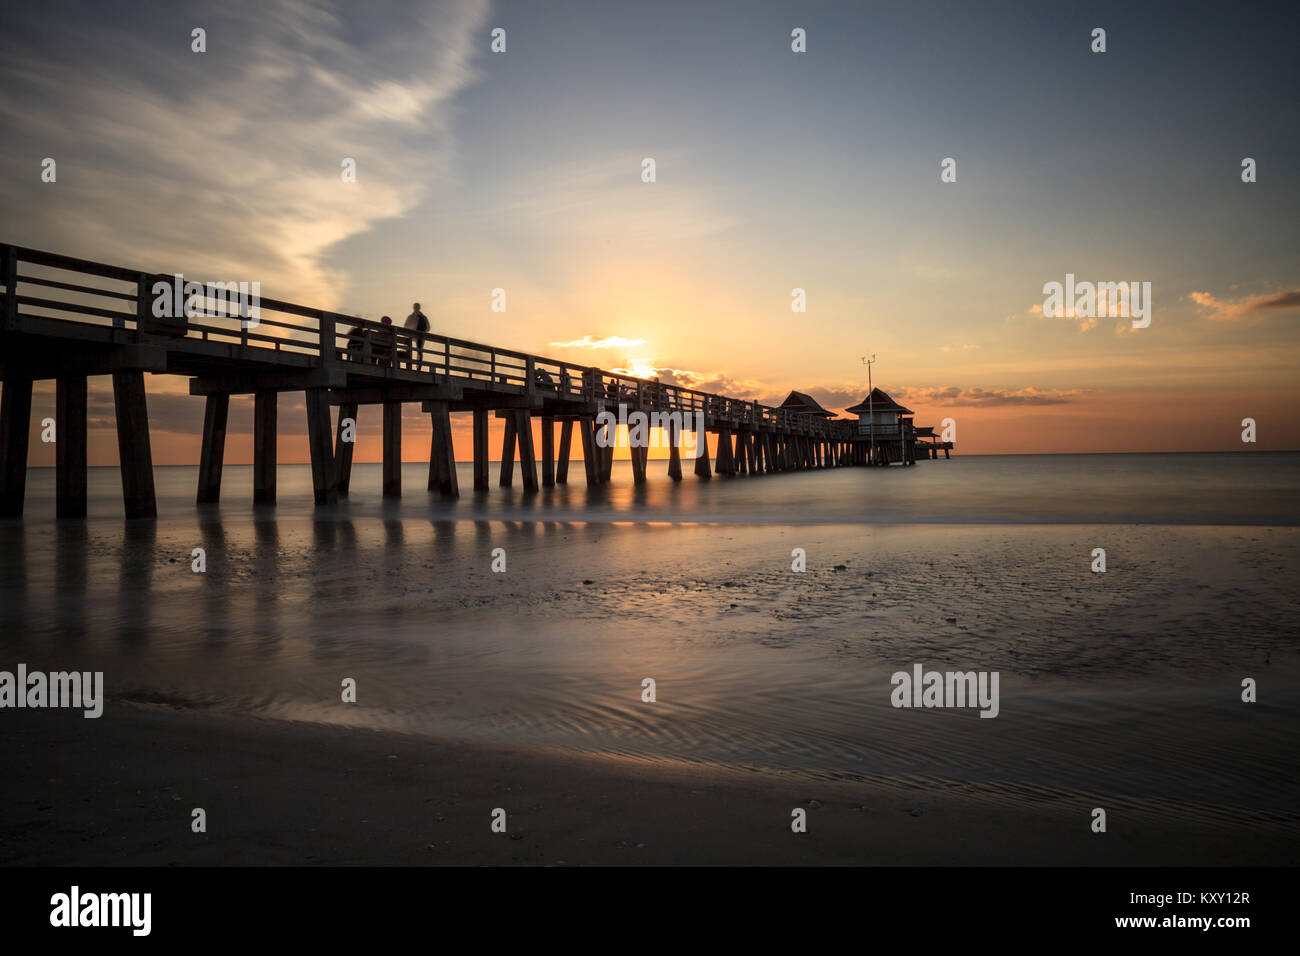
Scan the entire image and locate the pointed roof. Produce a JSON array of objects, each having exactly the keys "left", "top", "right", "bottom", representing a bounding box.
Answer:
[
  {"left": 845, "top": 387, "right": 913, "bottom": 415},
  {"left": 779, "top": 390, "right": 835, "bottom": 418}
]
